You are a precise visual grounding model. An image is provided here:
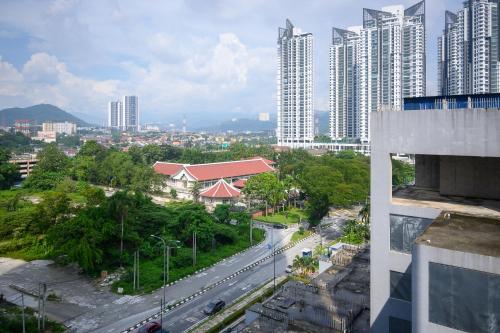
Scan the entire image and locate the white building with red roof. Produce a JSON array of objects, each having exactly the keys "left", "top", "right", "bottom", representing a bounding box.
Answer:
[
  {"left": 153, "top": 157, "right": 275, "bottom": 203},
  {"left": 199, "top": 179, "right": 241, "bottom": 210}
]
